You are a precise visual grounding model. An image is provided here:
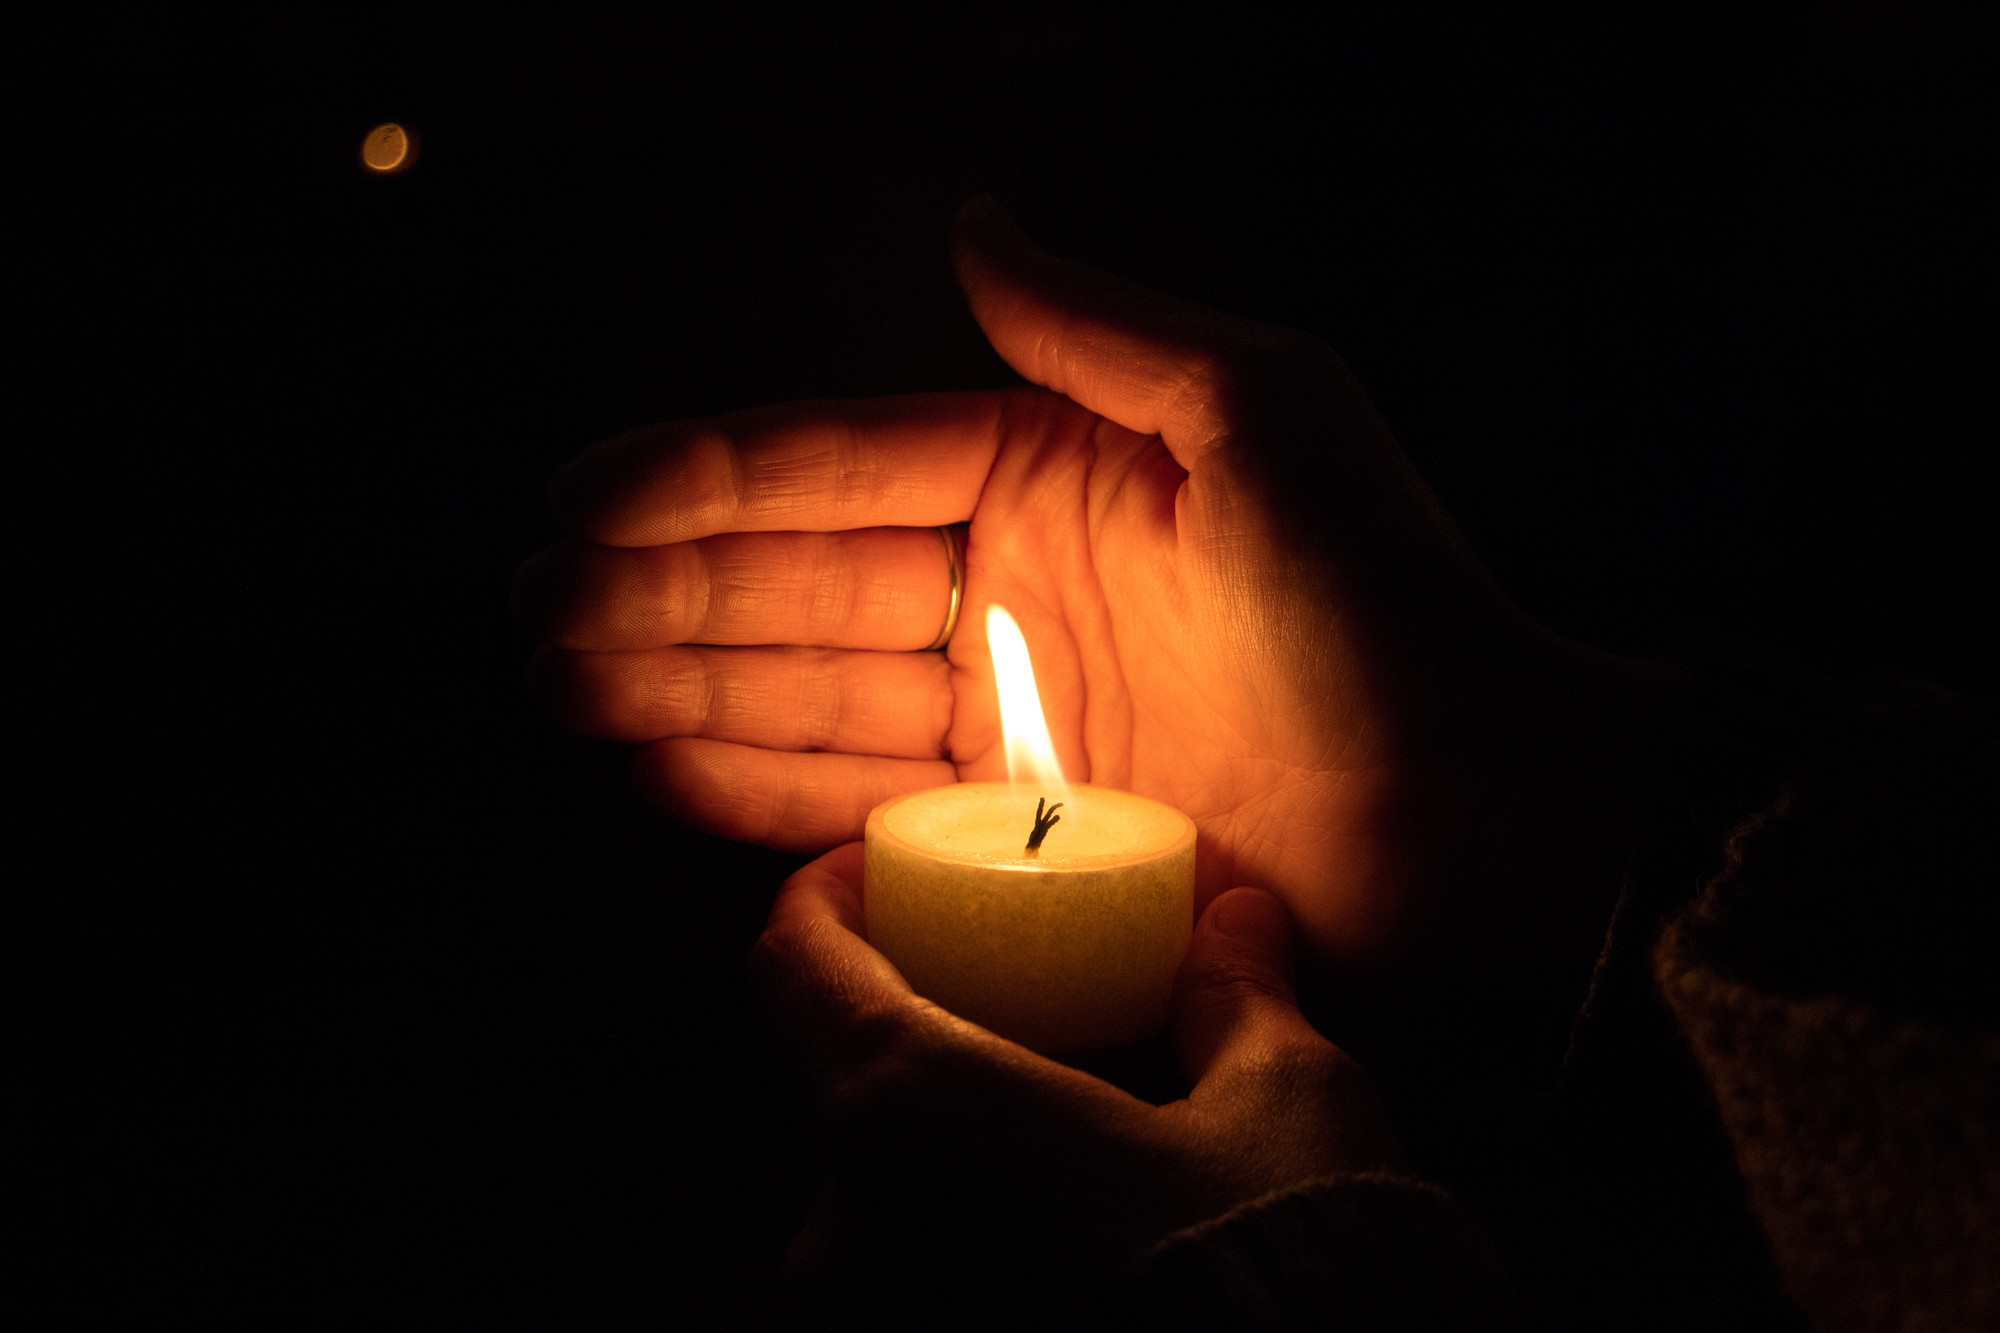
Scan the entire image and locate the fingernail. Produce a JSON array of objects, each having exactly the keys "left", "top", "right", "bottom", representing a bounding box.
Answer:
[{"left": 1210, "top": 888, "right": 1288, "bottom": 943}]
